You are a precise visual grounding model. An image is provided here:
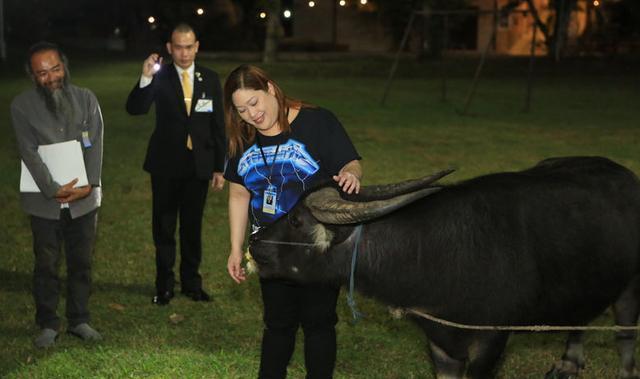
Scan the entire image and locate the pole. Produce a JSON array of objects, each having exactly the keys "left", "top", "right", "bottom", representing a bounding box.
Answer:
[
  {"left": 441, "top": 14, "right": 449, "bottom": 102},
  {"left": 380, "top": 11, "right": 416, "bottom": 106},
  {"left": 460, "top": 9, "right": 497, "bottom": 115},
  {"left": 331, "top": 0, "right": 337, "bottom": 47},
  {"left": 0, "top": 0, "right": 6, "bottom": 63},
  {"left": 491, "top": 0, "right": 498, "bottom": 51},
  {"left": 523, "top": 23, "right": 537, "bottom": 113}
]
